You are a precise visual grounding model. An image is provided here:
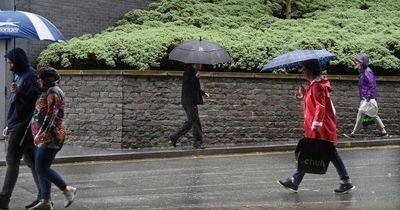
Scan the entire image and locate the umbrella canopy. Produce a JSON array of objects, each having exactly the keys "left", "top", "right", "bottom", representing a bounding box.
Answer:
[
  {"left": 261, "top": 49, "right": 335, "bottom": 72},
  {"left": 169, "top": 40, "right": 231, "bottom": 65},
  {"left": 0, "top": 10, "right": 65, "bottom": 42}
]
